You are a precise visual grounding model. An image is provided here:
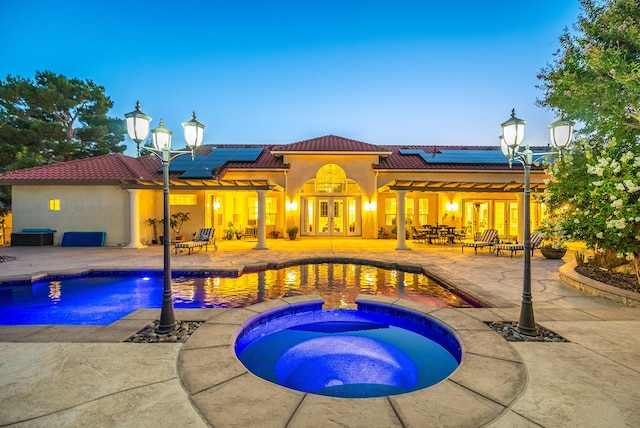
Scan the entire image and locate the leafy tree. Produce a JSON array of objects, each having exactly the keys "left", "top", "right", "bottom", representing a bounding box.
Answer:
[
  {"left": 537, "top": 0, "right": 640, "bottom": 282},
  {"left": 0, "top": 71, "right": 126, "bottom": 171},
  {"left": 537, "top": 0, "right": 640, "bottom": 142}
]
